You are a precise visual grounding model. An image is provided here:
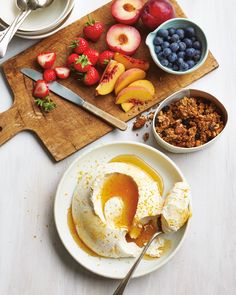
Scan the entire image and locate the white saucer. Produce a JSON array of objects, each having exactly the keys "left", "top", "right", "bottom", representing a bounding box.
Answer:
[{"left": 54, "top": 141, "right": 190, "bottom": 279}]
